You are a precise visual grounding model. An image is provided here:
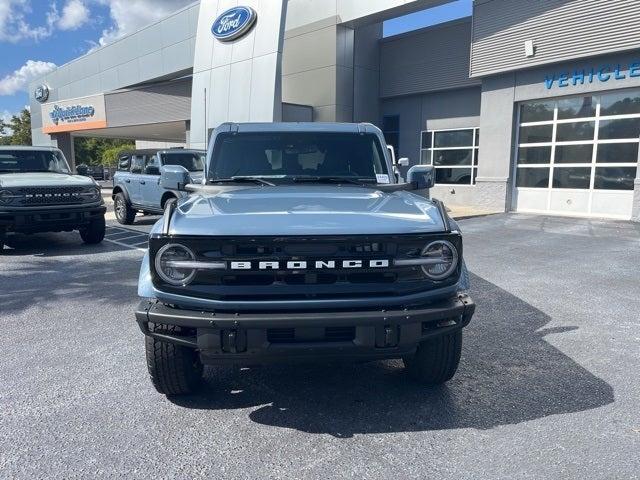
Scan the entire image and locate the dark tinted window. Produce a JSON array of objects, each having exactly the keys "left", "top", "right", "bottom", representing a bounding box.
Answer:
[
  {"left": 556, "top": 121, "right": 595, "bottom": 142},
  {"left": 600, "top": 91, "right": 640, "bottom": 116},
  {"left": 518, "top": 146, "right": 551, "bottom": 164},
  {"left": 598, "top": 118, "right": 640, "bottom": 139},
  {"left": 519, "top": 124, "right": 553, "bottom": 143},
  {"left": 130, "top": 157, "right": 144, "bottom": 174},
  {"left": 433, "top": 130, "right": 474, "bottom": 148},
  {"left": 520, "top": 100, "right": 555, "bottom": 123},
  {"left": 434, "top": 168, "right": 472, "bottom": 185},
  {"left": 433, "top": 149, "right": 473, "bottom": 166},
  {"left": 210, "top": 132, "right": 387, "bottom": 180},
  {"left": 516, "top": 168, "right": 549, "bottom": 188},
  {"left": 557, "top": 96, "right": 595, "bottom": 119},
  {"left": 596, "top": 142, "right": 639, "bottom": 163},
  {"left": 594, "top": 167, "right": 636, "bottom": 190},
  {"left": 554, "top": 144, "right": 593, "bottom": 164},
  {"left": 161, "top": 152, "right": 205, "bottom": 172},
  {"left": 552, "top": 167, "right": 591, "bottom": 189},
  {"left": 0, "top": 150, "right": 70, "bottom": 174}
]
